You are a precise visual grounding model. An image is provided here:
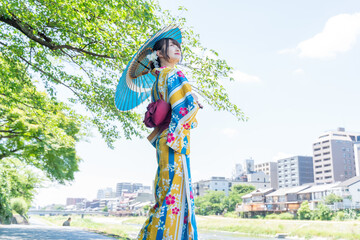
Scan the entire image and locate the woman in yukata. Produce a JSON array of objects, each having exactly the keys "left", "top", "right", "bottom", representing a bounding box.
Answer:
[{"left": 136, "top": 37, "right": 202, "bottom": 240}]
